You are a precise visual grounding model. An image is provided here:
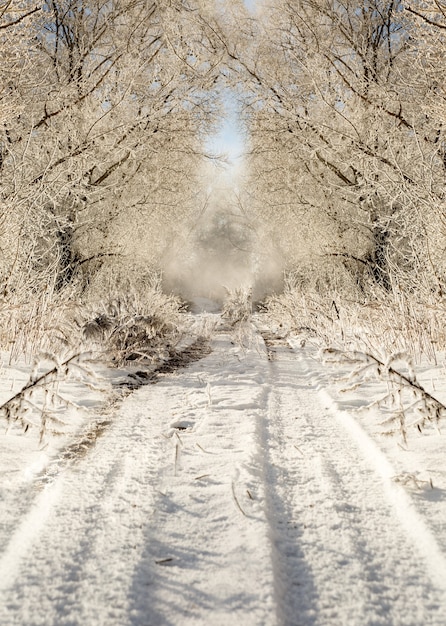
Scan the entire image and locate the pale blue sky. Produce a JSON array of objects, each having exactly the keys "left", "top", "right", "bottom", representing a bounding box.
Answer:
[
  {"left": 208, "top": 92, "right": 244, "bottom": 162},
  {"left": 244, "top": 0, "right": 257, "bottom": 11},
  {"left": 207, "top": 0, "right": 256, "bottom": 162}
]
